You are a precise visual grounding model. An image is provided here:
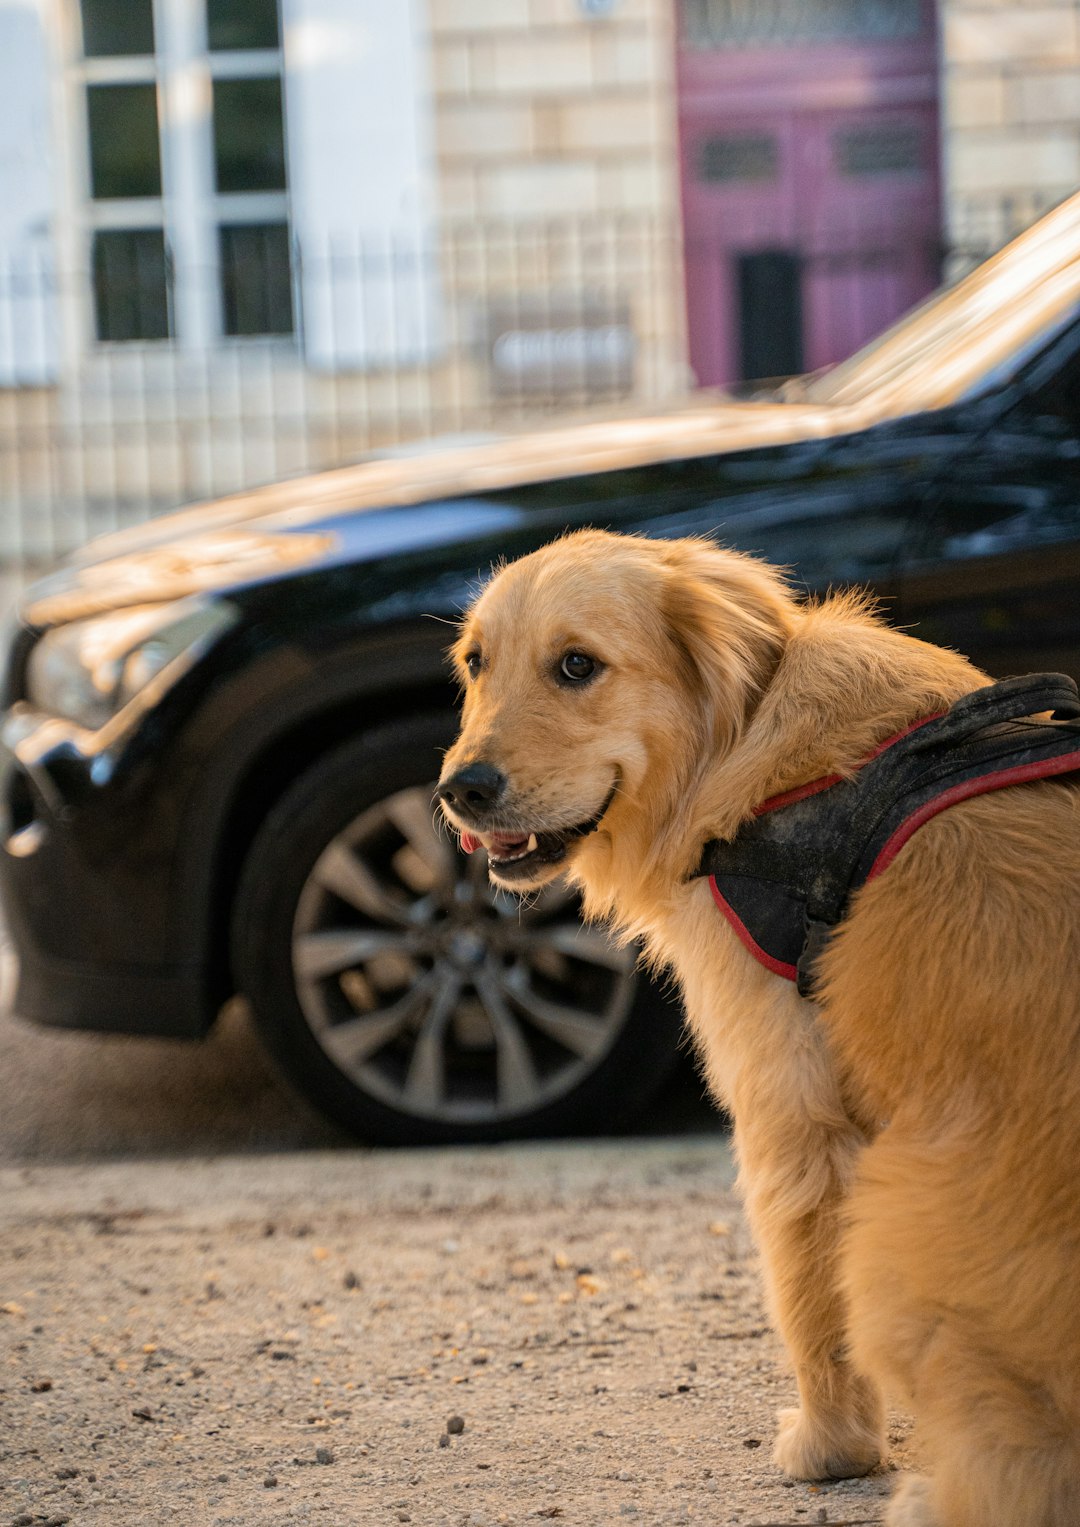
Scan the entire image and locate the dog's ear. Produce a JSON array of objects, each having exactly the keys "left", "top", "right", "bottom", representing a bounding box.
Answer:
[{"left": 657, "top": 538, "right": 795, "bottom": 748}]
